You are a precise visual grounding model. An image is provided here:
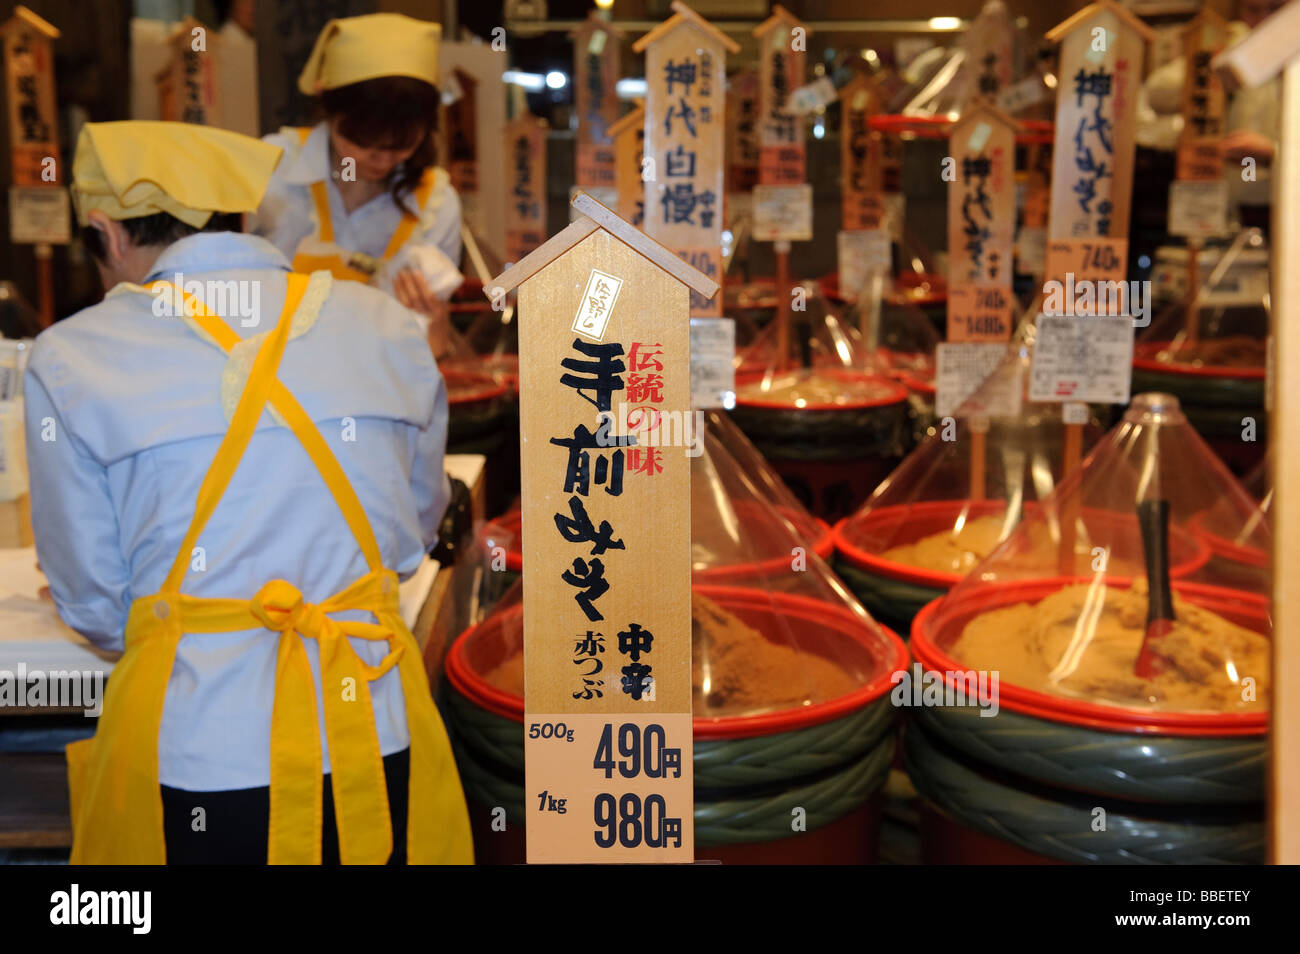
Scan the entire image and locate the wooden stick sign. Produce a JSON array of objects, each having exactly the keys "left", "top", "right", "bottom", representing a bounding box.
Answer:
[
  {"left": 947, "top": 105, "right": 1019, "bottom": 342},
  {"left": 754, "top": 5, "right": 809, "bottom": 187},
  {"left": 3, "top": 5, "right": 59, "bottom": 187},
  {"left": 155, "top": 16, "right": 221, "bottom": 126},
  {"left": 1177, "top": 8, "right": 1230, "bottom": 182},
  {"left": 609, "top": 104, "right": 645, "bottom": 228},
  {"left": 725, "top": 68, "right": 760, "bottom": 197},
  {"left": 444, "top": 67, "right": 480, "bottom": 196},
  {"left": 961, "top": 0, "right": 1015, "bottom": 105},
  {"left": 633, "top": 1, "right": 739, "bottom": 318},
  {"left": 1044, "top": 0, "right": 1153, "bottom": 286},
  {"left": 485, "top": 192, "right": 718, "bottom": 864},
  {"left": 572, "top": 12, "right": 624, "bottom": 195},
  {"left": 504, "top": 113, "right": 547, "bottom": 264}
]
